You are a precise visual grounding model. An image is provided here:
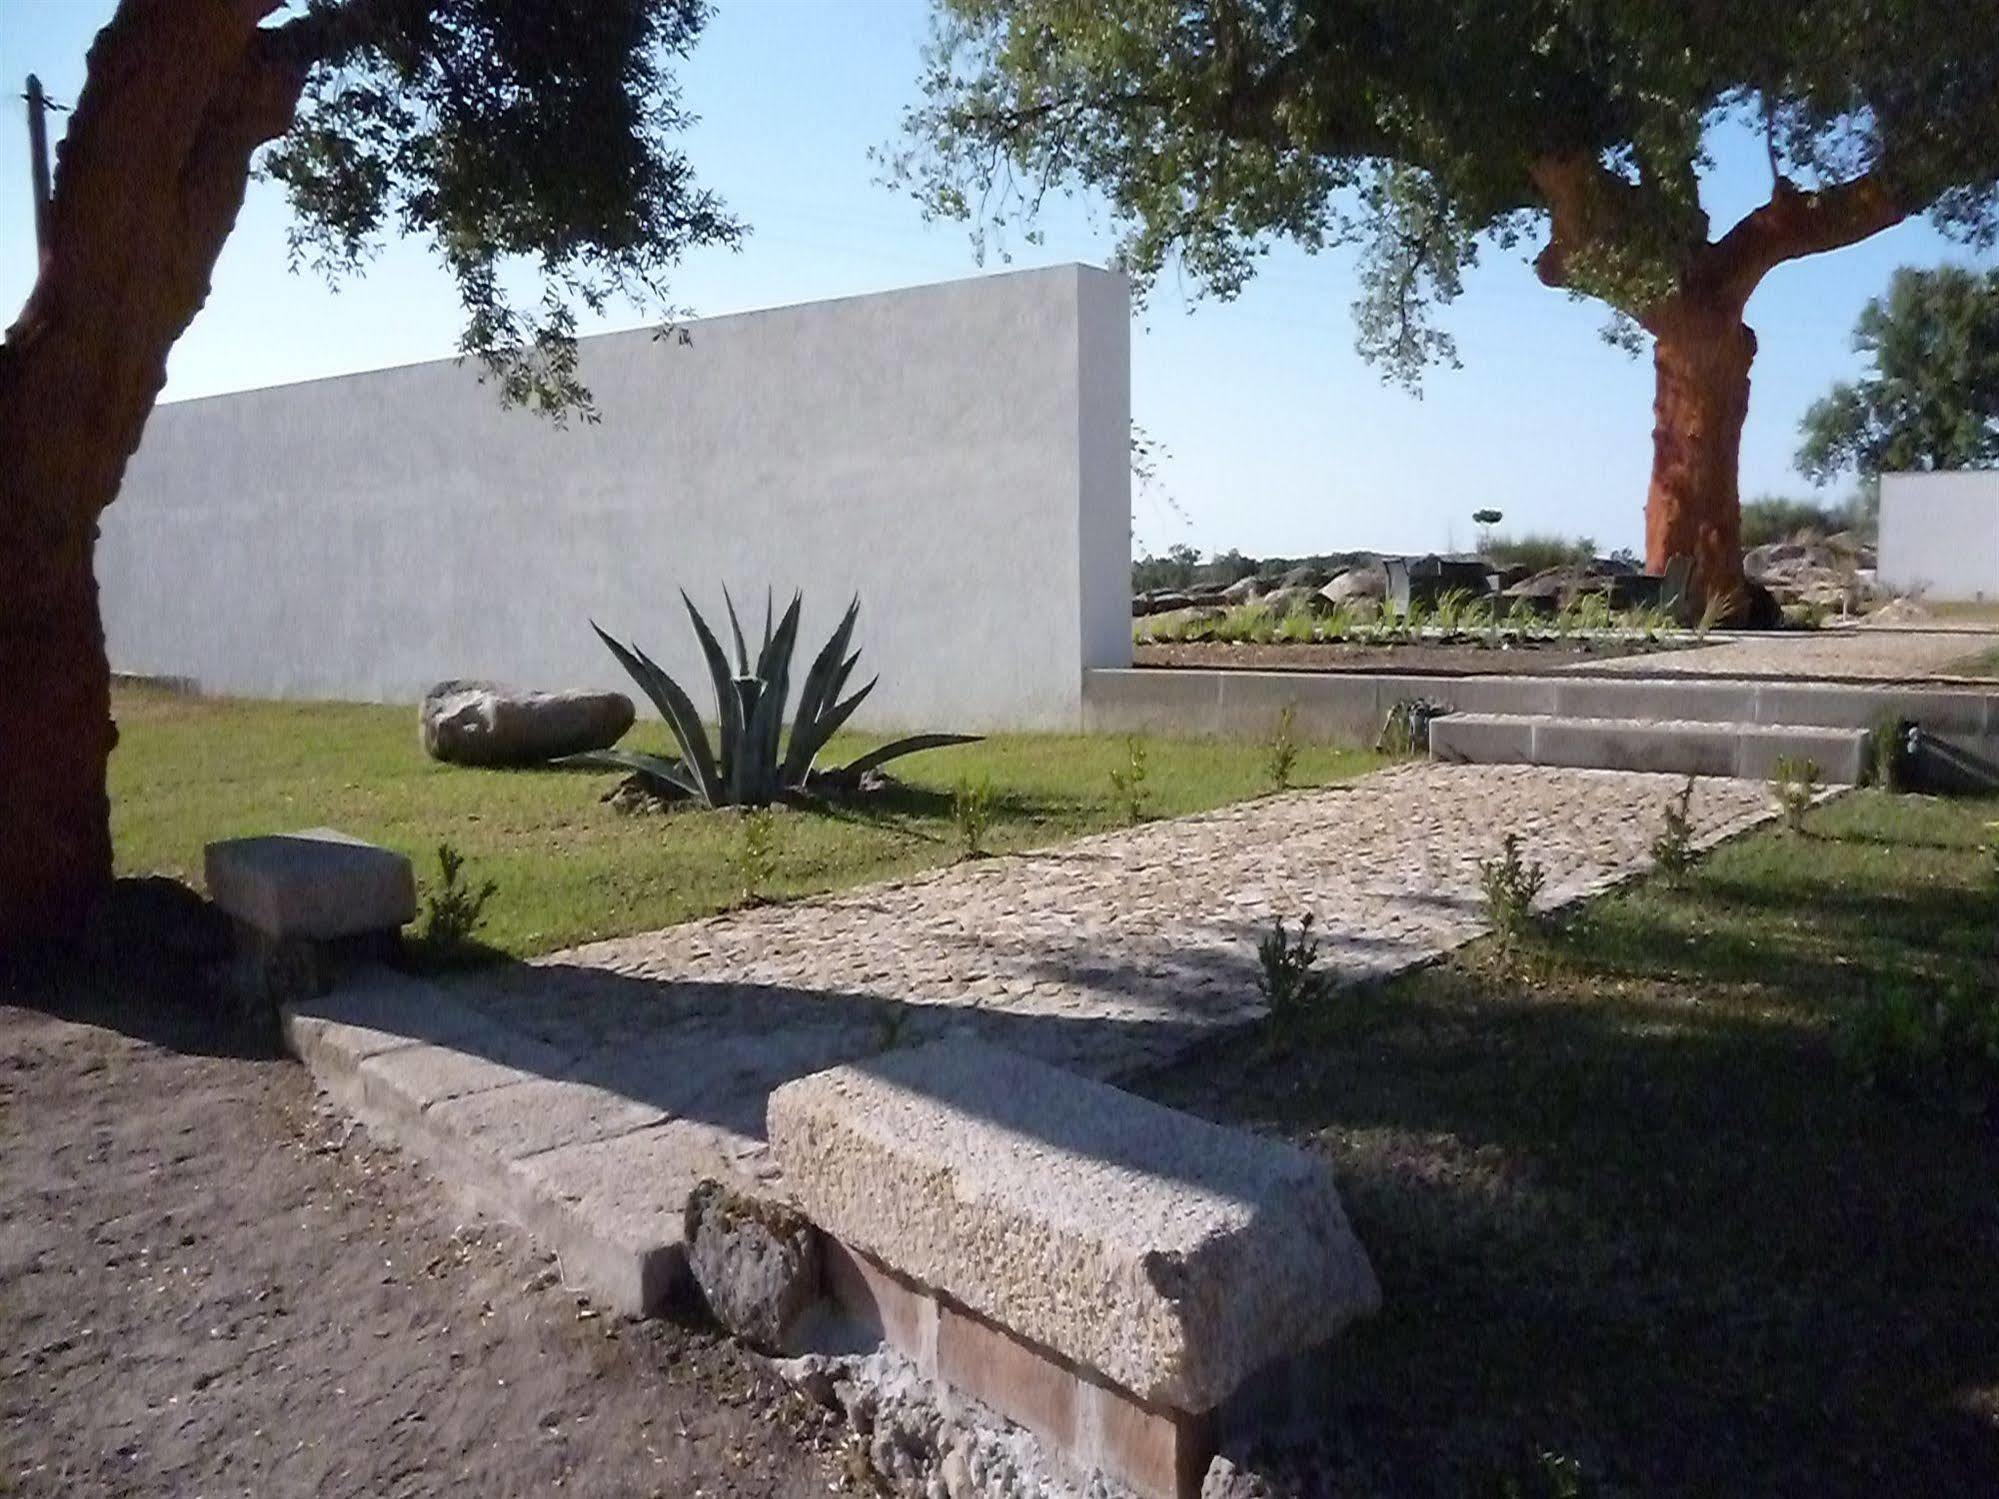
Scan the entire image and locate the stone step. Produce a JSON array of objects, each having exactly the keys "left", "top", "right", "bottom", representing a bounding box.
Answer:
[
  {"left": 1427, "top": 712, "right": 1871, "bottom": 783},
  {"left": 281, "top": 968, "right": 776, "bottom": 1317}
]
